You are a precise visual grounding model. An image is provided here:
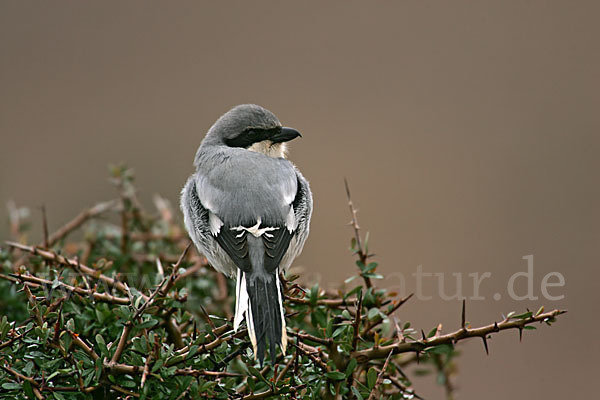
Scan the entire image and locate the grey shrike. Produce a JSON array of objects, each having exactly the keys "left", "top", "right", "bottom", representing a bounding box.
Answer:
[{"left": 180, "top": 104, "right": 313, "bottom": 364}]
